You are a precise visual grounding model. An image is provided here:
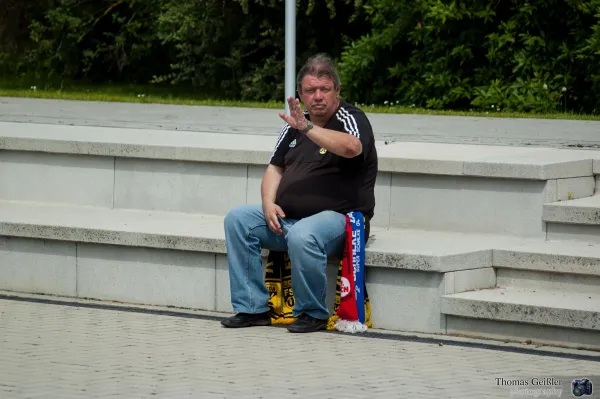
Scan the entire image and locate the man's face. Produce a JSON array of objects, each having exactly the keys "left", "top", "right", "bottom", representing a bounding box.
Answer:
[{"left": 298, "top": 75, "right": 340, "bottom": 118}]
